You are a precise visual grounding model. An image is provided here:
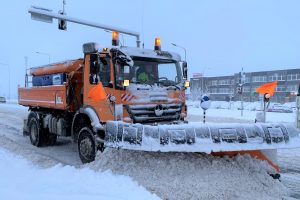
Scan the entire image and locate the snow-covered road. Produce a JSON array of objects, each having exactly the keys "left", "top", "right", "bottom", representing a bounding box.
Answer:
[{"left": 0, "top": 103, "right": 299, "bottom": 199}]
